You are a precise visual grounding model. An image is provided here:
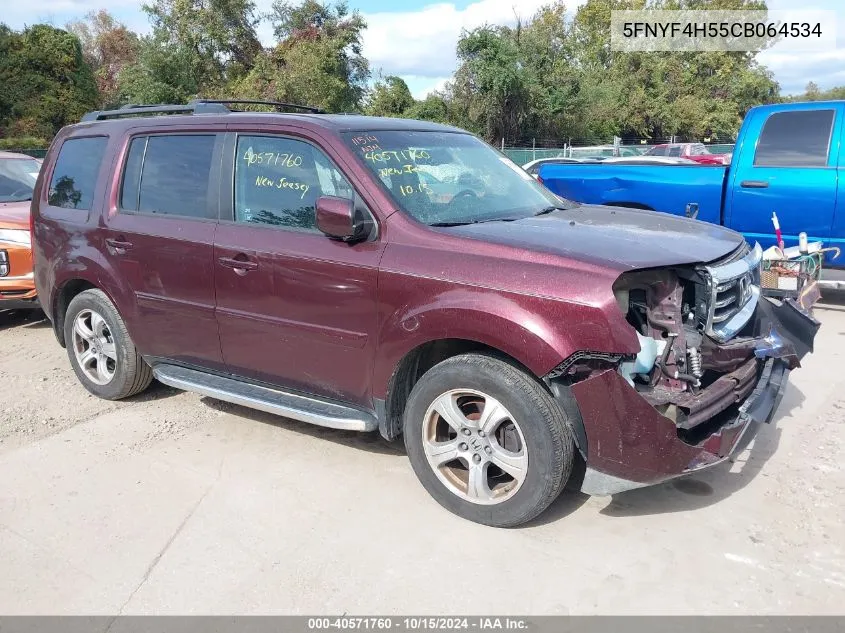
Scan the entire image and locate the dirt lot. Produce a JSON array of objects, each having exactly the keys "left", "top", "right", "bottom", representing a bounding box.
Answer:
[{"left": 1, "top": 304, "right": 844, "bottom": 614}]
